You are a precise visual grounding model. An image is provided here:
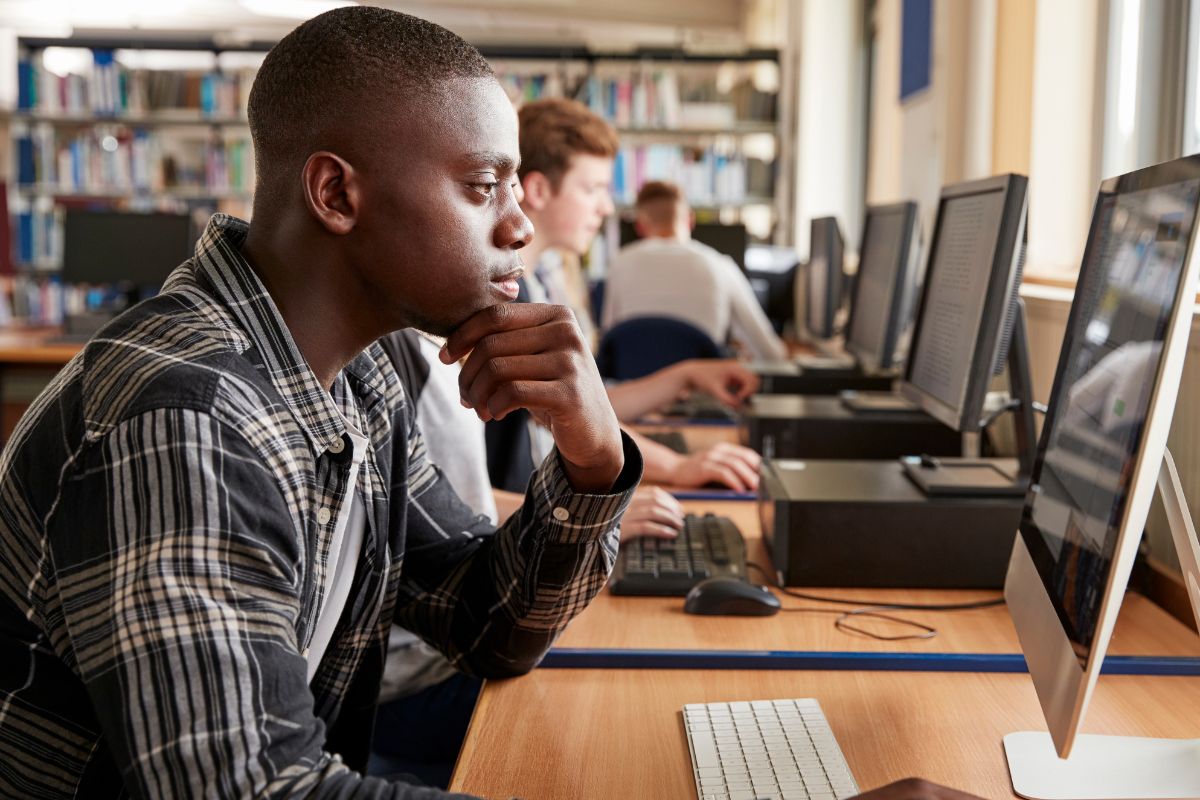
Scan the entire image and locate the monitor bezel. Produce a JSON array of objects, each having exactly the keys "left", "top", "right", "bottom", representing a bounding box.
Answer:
[
  {"left": 1004, "top": 155, "right": 1200, "bottom": 759},
  {"left": 844, "top": 201, "right": 920, "bottom": 372},
  {"left": 898, "top": 174, "right": 1029, "bottom": 433},
  {"left": 805, "top": 216, "right": 843, "bottom": 341}
]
